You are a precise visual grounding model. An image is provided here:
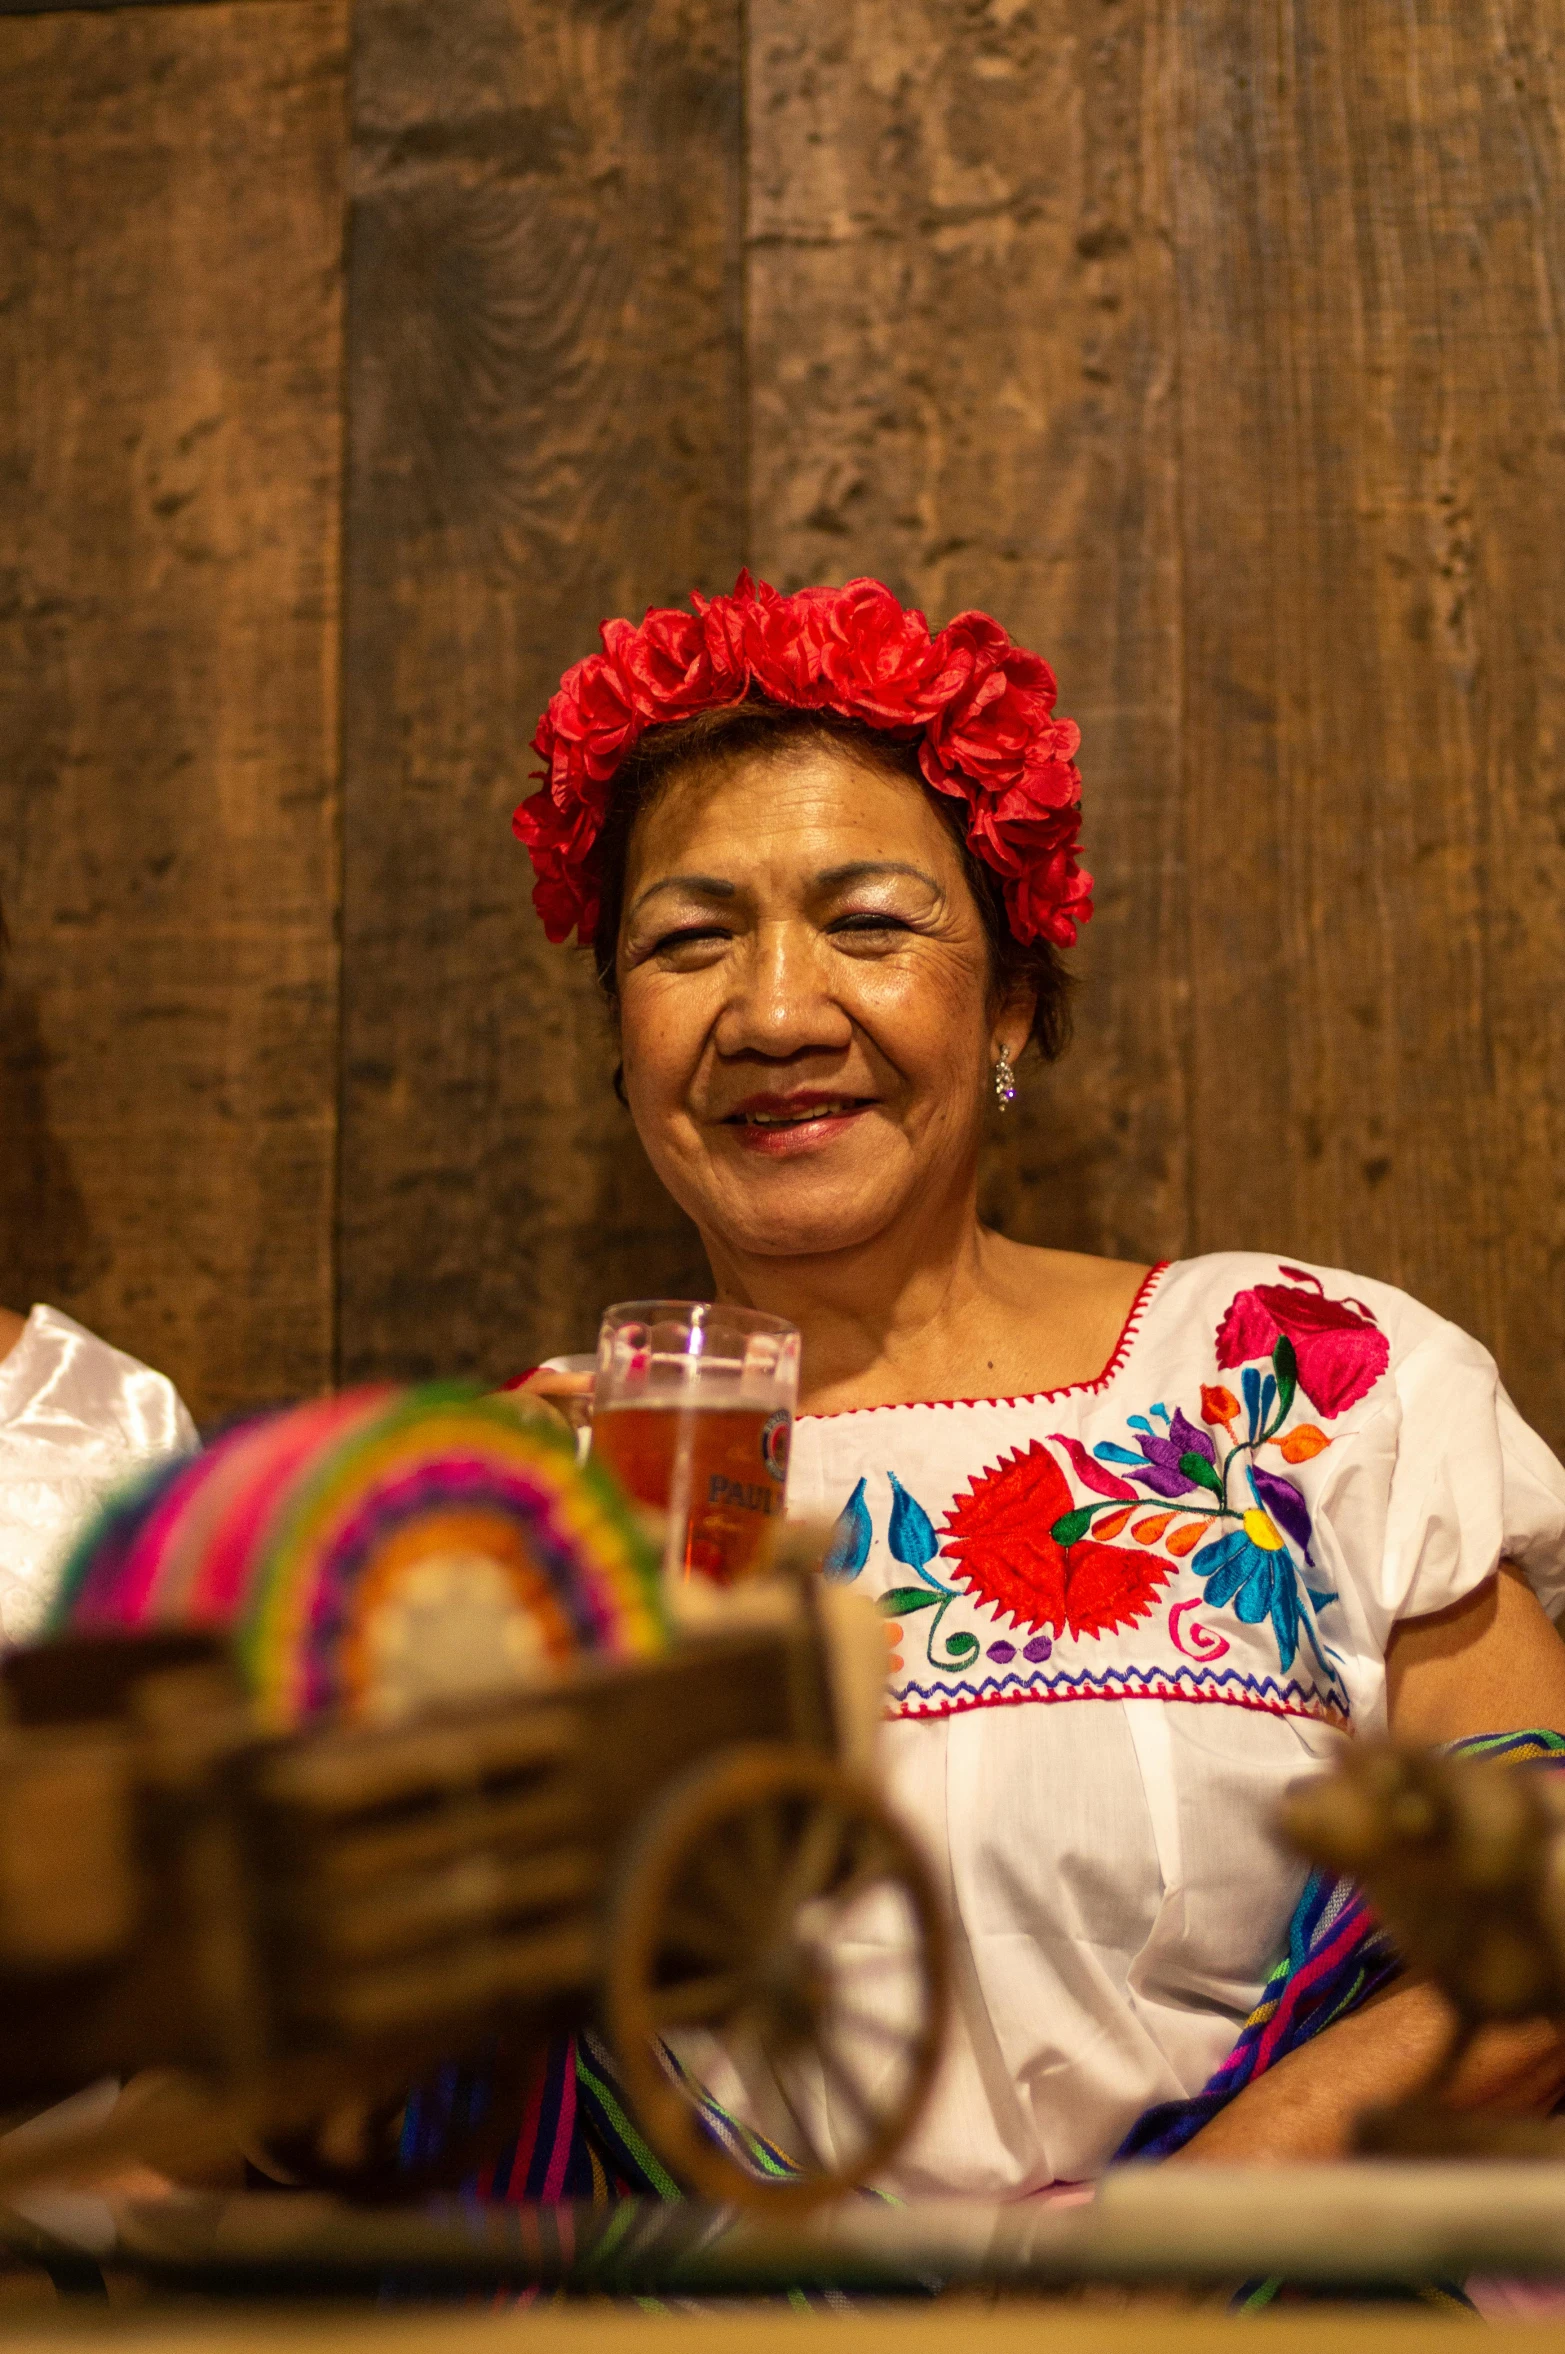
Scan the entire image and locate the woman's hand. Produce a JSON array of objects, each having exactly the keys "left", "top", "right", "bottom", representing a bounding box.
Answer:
[
  {"left": 514, "top": 1367, "right": 594, "bottom": 1412},
  {"left": 493, "top": 1368, "right": 593, "bottom": 1443}
]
